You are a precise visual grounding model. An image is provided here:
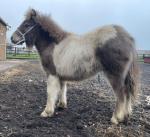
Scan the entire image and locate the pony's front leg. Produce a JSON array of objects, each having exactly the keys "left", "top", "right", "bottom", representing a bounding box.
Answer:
[
  {"left": 57, "top": 82, "right": 67, "bottom": 109},
  {"left": 41, "top": 75, "right": 60, "bottom": 117}
]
